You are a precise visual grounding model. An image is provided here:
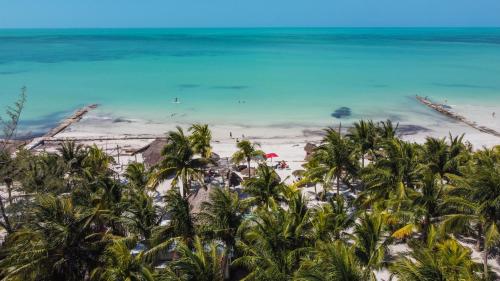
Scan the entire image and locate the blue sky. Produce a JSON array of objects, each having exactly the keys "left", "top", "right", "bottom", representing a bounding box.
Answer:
[{"left": 0, "top": 0, "right": 499, "bottom": 28}]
